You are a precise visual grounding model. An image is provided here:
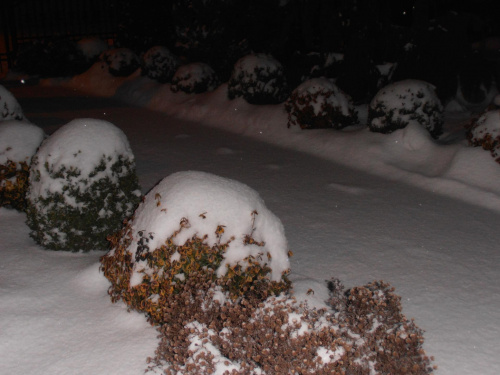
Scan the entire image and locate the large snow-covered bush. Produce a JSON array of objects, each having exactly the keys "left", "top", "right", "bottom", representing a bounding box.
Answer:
[
  {"left": 147, "top": 277, "right": 433, "bottom": 374},
  {"left": 228, "top": 53, "right": 289, "bottom": 104},
  {"left": 467, "top": 110, "right": 500, "bottom": 163},
  {"left": 26, "top": 119, "right": 141, "bottom": 251},
  {"left": 0, "top": 120, "right": 45, "bottom": 210},
  {"left": 141, "top": 46, "right": 180, "bottom": 83},
  {"left": 368, "top": 79, "right": 444, "bottom": 138},
  {"left": 101, "top": 171, "right": 291, "bottom": 324},
  {"left": 100, "top": 48, "right": 140, "bottom": 77},
  {"left": 285, "top": 78, "right": 358, "bottom": 129},
  {"left": 170, "top": 63, "right": 220, "bottom": 94},
  {"left": 0, "top": 85, "right": 25, "bottom": 122}
]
